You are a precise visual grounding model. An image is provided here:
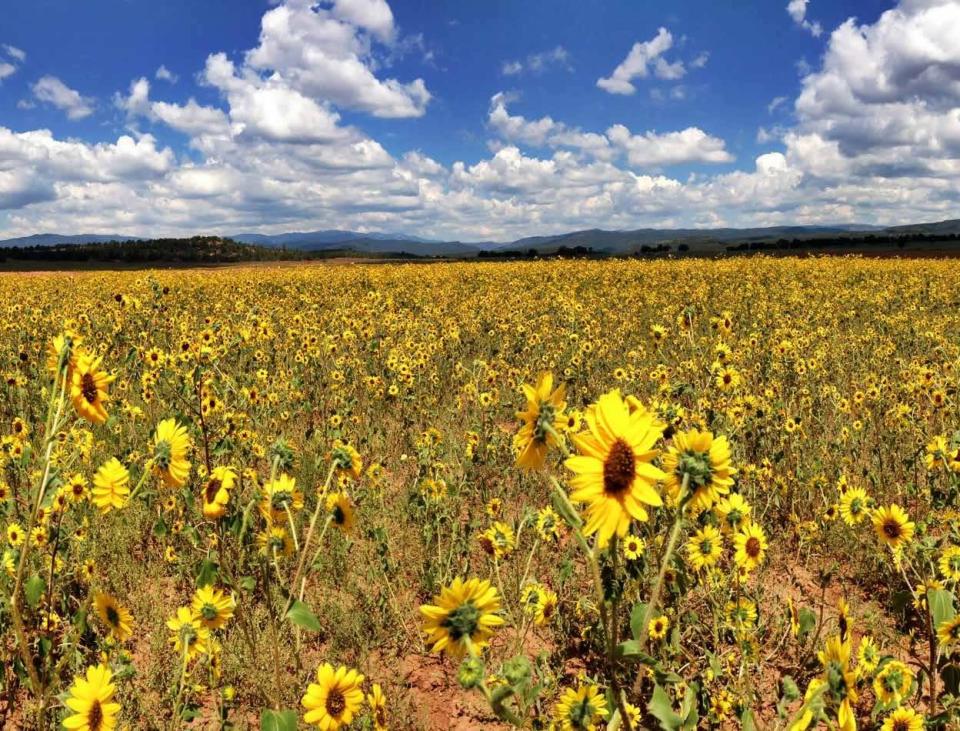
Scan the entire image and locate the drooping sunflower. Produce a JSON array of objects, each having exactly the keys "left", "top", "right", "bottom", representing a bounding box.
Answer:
[
  {"left": 47, "top": 331, "right": 83, "bottom": 379},
  {"left": 564, "top": 390, "right": 666, "bottom": 548},
  {"left": 880, "top": 707, "right": 924, "bottom": 731},
  {"left": 872, "top": 504, "right": 914, "bottom": 551},
  {"left": 191, "top": 585, "right": 235, "bottom": 630},
  {"left": 260, "top": 473, "right": 304, "bottom": 523},
  {"left": 201, "top": 466, "right": 237, "bottom": 519},
  {"left": 301, "top": 663, "right": 365, "bottom": 731},
  {"left": 63, "top": 663, "right": 121, "bottom": 731},
  {"left": 166, "top": 606, "right": 210, "bottom": 662},
  {"left": 367, "top": 683, "right": 388, "bottom": 731},
  {"left": 151, "top": 419, "right": 191, "bottom": 488},
  {"left": 258, "top": 526, "right": 294, "bottom": 557},
  {"left": 733, "top": 522, "right": 768, "bottom": 572},
  {"left": 93, "top": 592, "right": 134, "bottom": 643},
  {"left": 686, "top": 525, "right": 723, "bottom": 571},
  {"left": 330, "top": 440, "right": 363, "bottom": 480},
  {"left": 419, "top": 577, "right": 504, "bottom": 659},
  {"left": 661, "top": 429, "right": 736, "bottom": 513},
  {"left": 552, "top": 683, "right": 609, "bottom": 731},
  {"left": 325, "top": 491, "right": 356, "bottom": 534},
  {"left": 874, "top": 659, "right": 914, "bottom": 706},
  {"left": 838, "top": 487, "right": 870, "bottom": 526},
  {"left": 91, "top": 459, "right": 130, "bottom": 513},
  {"left": 69, "top": 352, "right": 115, "bottom": 425},
  {"left": 514, "top": 372, "right": 568, "bottom": 470}
]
